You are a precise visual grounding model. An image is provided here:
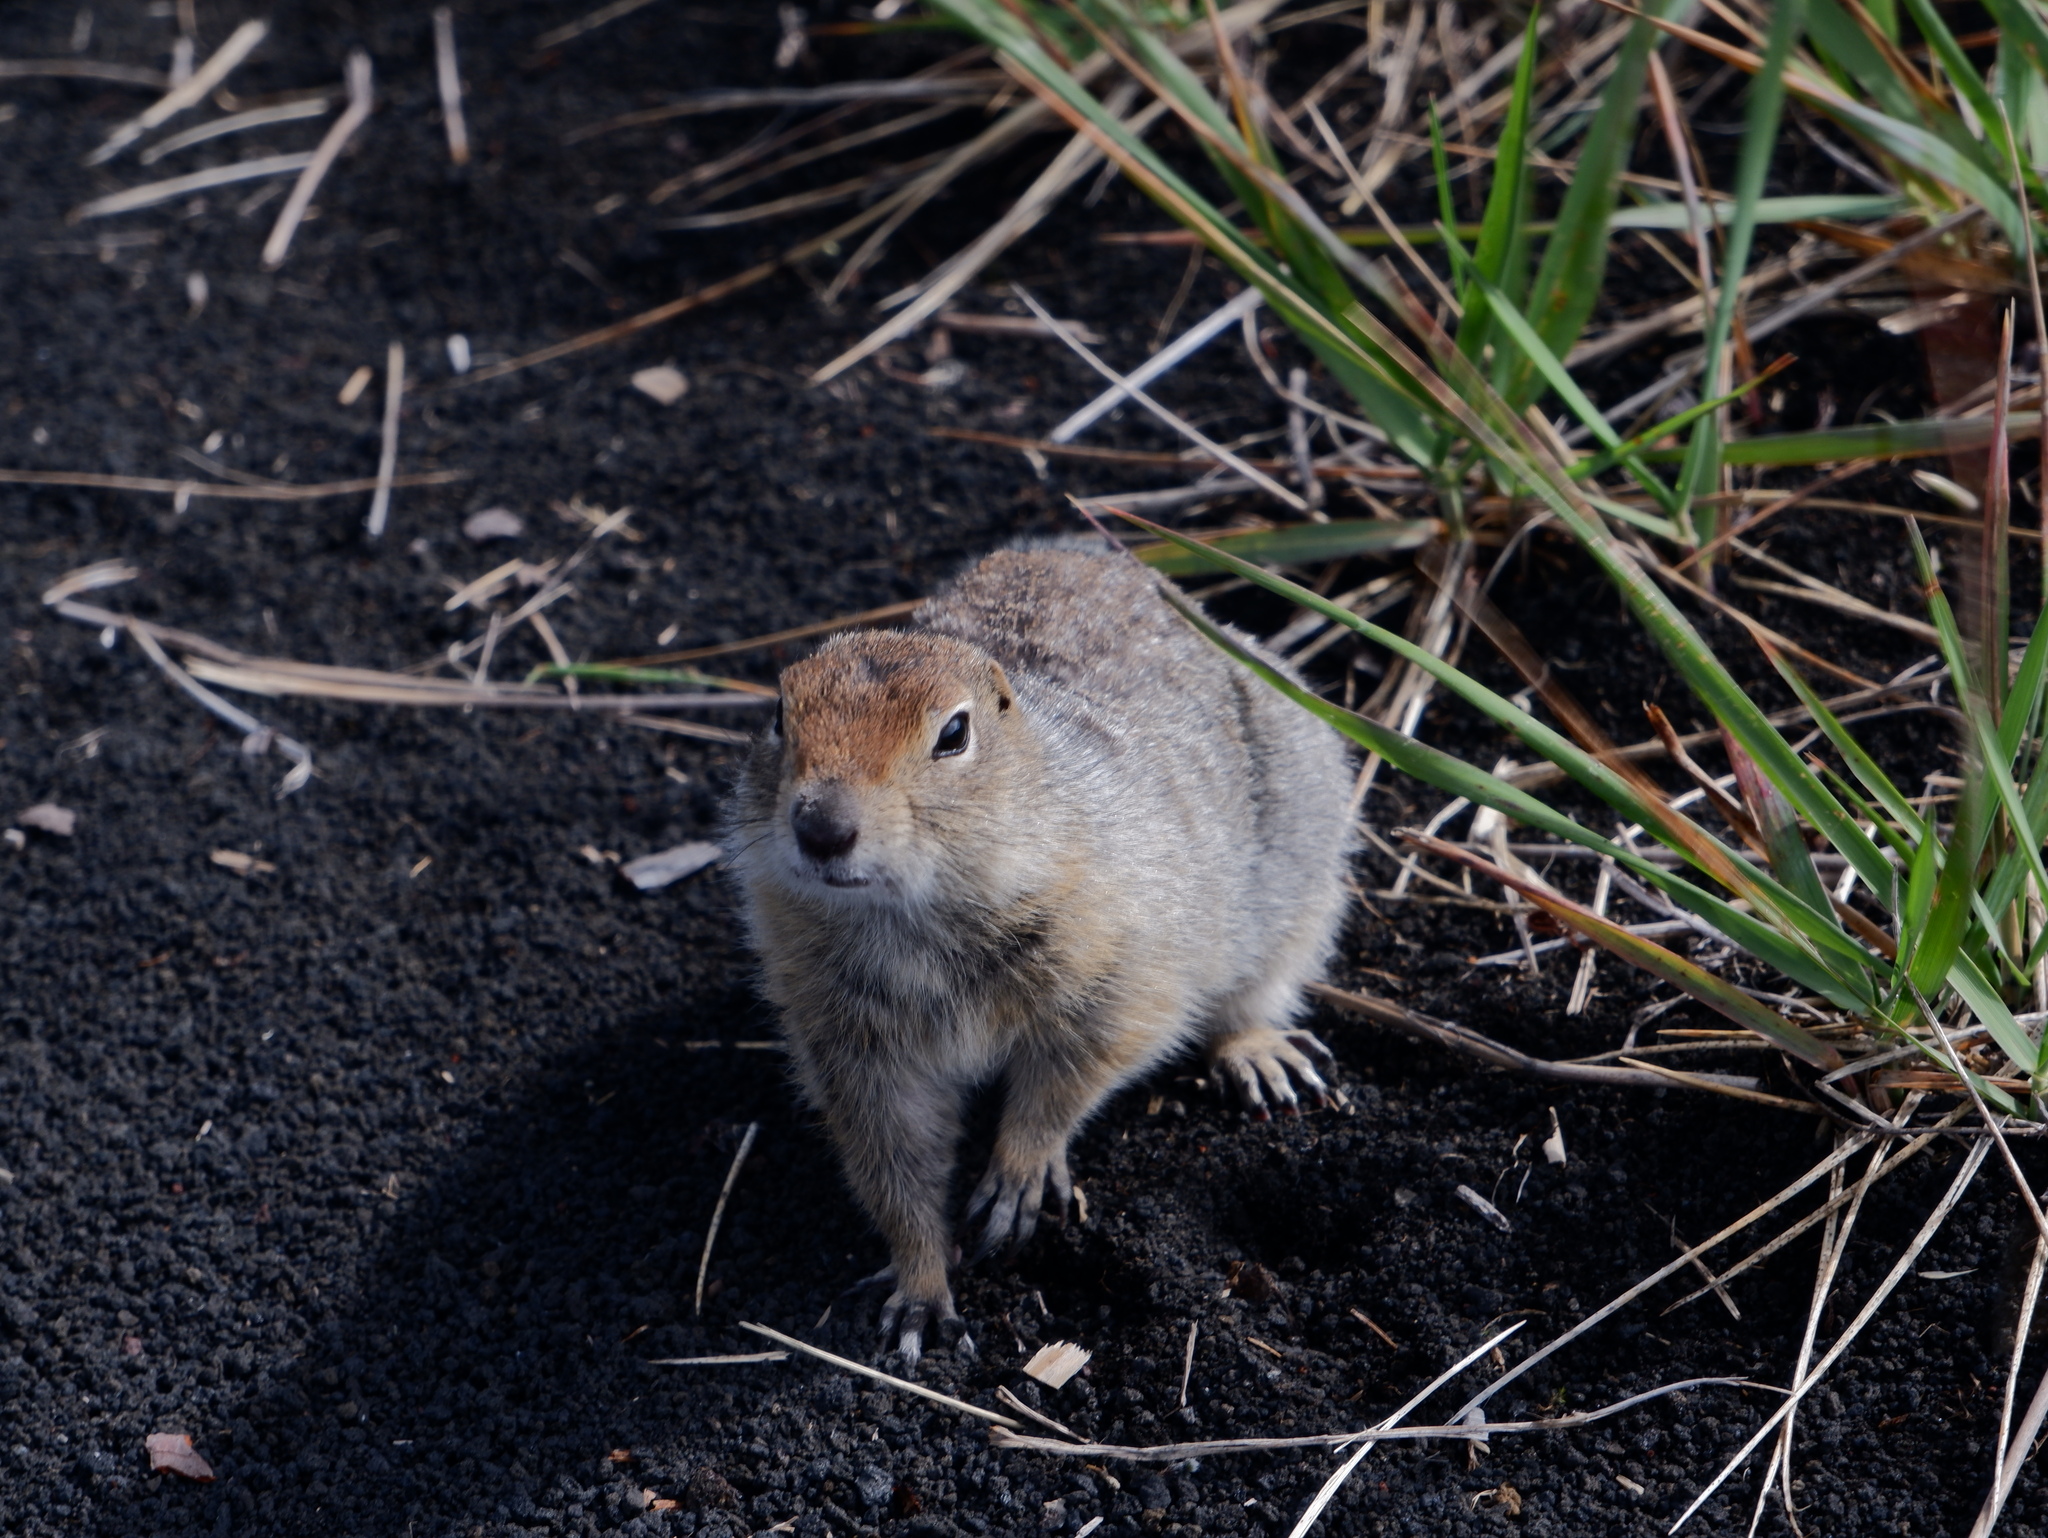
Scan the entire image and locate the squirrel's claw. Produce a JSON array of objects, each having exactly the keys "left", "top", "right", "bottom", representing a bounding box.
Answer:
[
  {"left": 964, "top": 1149, "right": 1071, "bottom": 1262},
  {"left": 877, "top": 1288, "right": 966, "bottom": 1369},
  {"left": 1212, "top": 1027, "right": 1337, "bottom": 1118}
]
